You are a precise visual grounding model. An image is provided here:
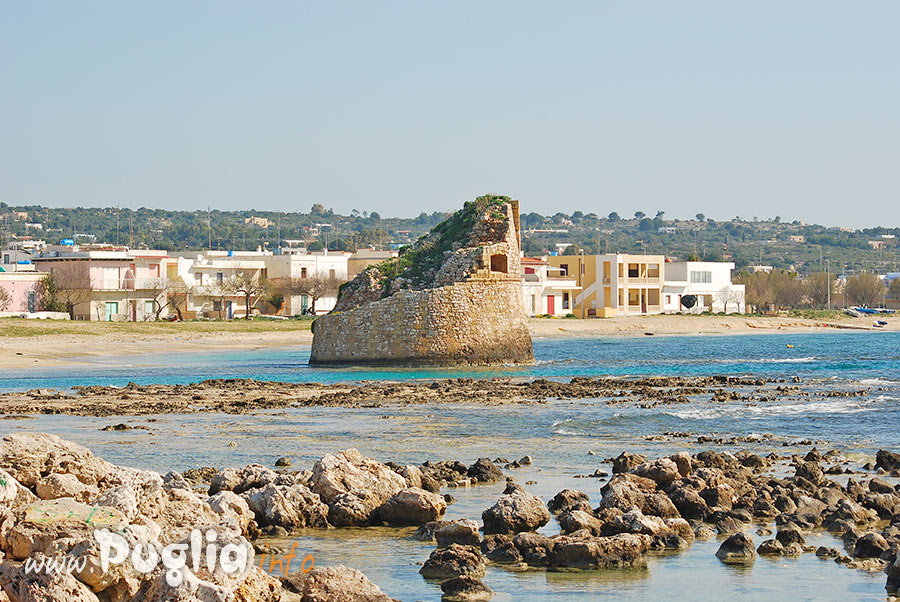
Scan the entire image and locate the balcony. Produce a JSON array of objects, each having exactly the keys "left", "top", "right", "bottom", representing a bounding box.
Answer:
[
  {"left": 91, "top": 278, "right": 171, "bottom": 291},
  {"left": 622, "top": 276, "right": 660, "bottom": 284}
]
